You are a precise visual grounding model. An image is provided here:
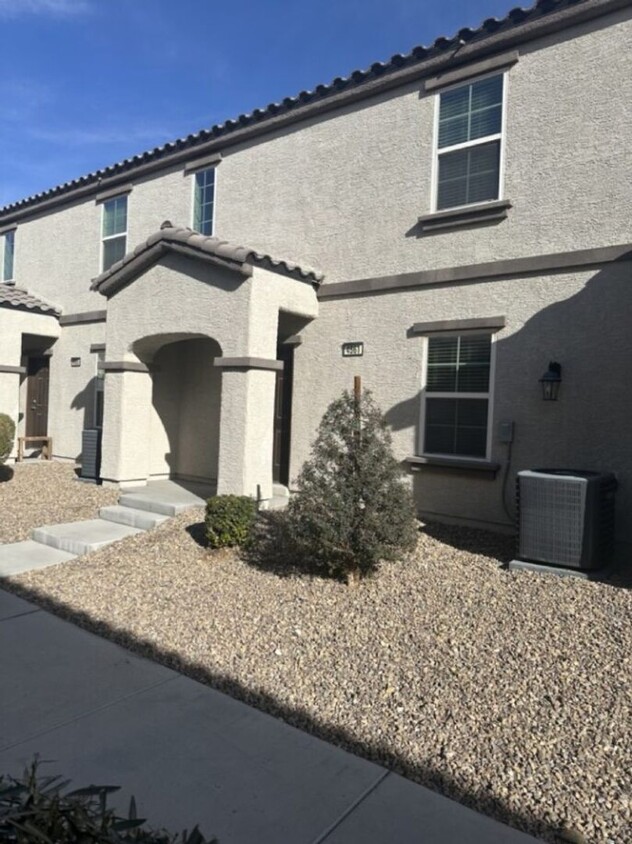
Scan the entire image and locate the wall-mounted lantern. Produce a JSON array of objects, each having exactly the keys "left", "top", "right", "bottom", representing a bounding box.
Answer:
[{"left": 539, "top": 361, "right": 562, "bottom": 401}]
